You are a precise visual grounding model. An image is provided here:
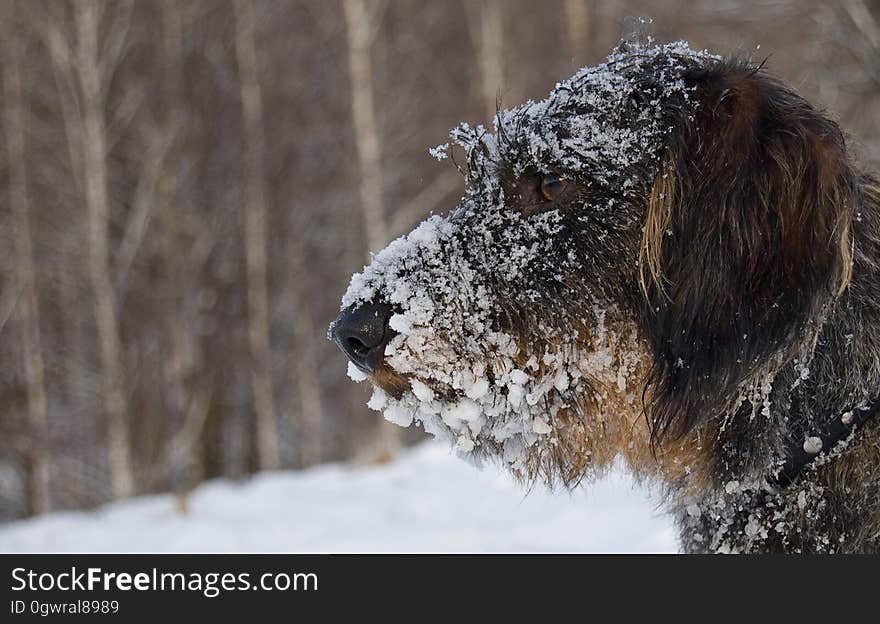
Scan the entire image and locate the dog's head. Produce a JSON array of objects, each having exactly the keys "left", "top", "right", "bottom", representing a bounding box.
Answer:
[{"left": 331, "top": 41, "right": 854, "bottom": 484}]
